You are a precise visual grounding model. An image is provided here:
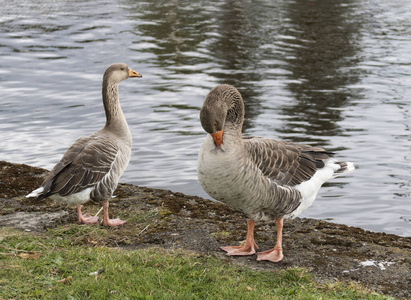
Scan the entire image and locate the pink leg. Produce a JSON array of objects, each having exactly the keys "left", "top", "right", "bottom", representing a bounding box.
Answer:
[
  {"left": 76, "top": 204, "right": 99, "bottom": 224},
  {"left": 221, "top": 219, "right": 258, "bottom": 256},
  {"left": 101, "top": 201, "right": 126, "bottom": 226},
  {"left": 257, "top": 218, "right": 284, "bottom": 263}
]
